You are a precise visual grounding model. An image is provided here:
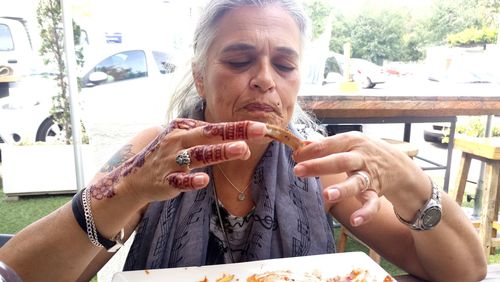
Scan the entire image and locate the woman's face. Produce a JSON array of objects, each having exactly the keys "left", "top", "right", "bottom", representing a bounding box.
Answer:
[{"left": 195, "top": 5, "right": 302, "bottom": 127}]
